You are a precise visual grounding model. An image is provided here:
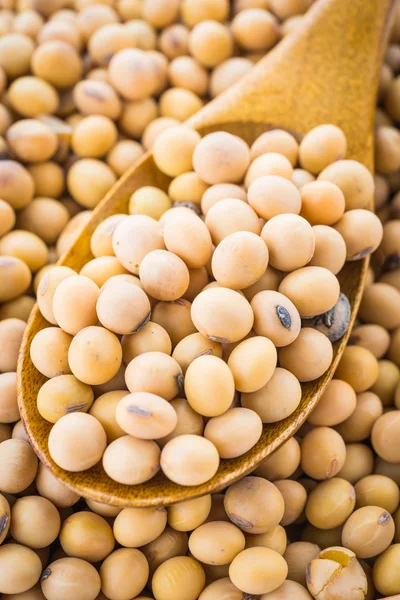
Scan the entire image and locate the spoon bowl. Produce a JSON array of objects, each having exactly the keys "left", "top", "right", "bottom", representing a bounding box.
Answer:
[{"left": 18, "top": 0, "right": 396, "bottom": 506}]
